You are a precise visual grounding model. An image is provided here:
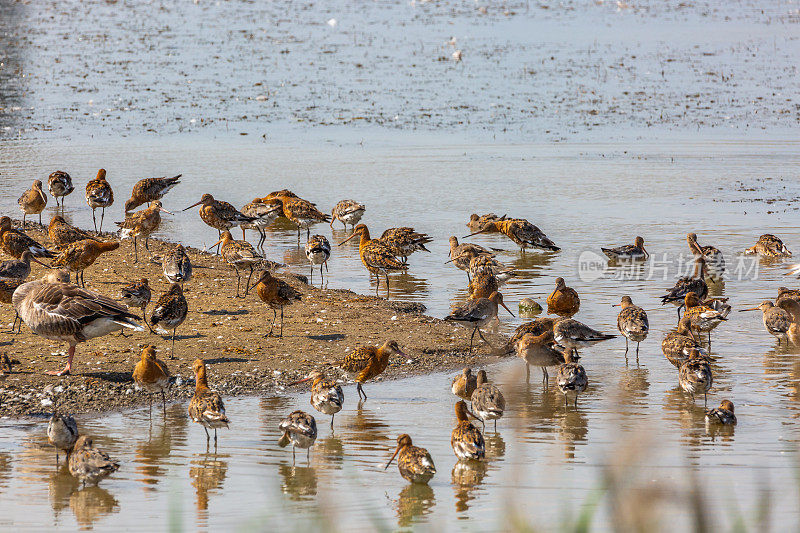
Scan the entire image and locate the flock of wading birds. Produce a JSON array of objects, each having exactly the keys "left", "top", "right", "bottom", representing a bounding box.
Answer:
[{"left": 2, "top": 170, "right": 797, "bottom": 486}]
